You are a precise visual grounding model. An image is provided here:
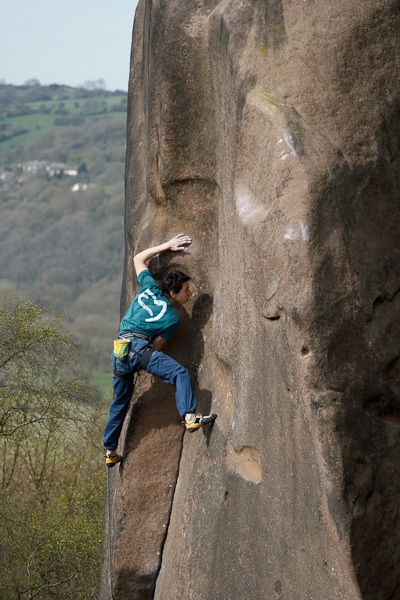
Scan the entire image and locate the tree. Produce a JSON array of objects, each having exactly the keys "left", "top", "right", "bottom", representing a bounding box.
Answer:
[
  {"left": 0, "top": 294, "right": 88, "bottom": 440},
  {"left": 81, "top": 80, "right": 106, "bottom": 91},
  {"left": 0, "top": 292, "right": 106, "bottom": 599},
  {"left": 24, "top": 79, "right": 41, "bottom": 87}
]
